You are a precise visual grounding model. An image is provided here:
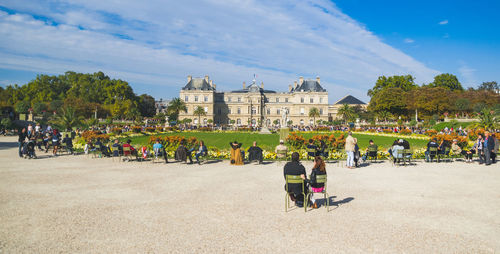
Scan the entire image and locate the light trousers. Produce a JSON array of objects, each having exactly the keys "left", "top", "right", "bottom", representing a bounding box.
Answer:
[{"left": 346, "top": 151, "right": 354, "bottom": 167}]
